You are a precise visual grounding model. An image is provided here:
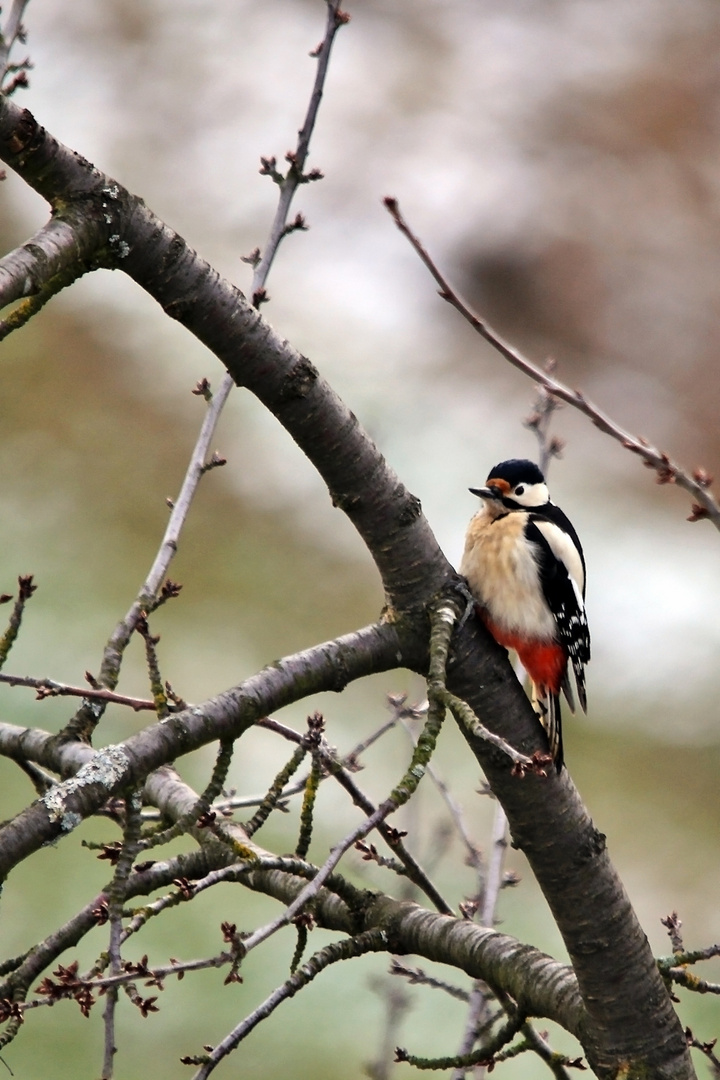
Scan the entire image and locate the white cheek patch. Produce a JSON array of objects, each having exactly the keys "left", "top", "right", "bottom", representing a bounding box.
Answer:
[
  {"left": 513, "top": 482, "right": 549, "bottom": 507},
  {"left": 533, "top": 519, "right": 585, "bottom": 601}
]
